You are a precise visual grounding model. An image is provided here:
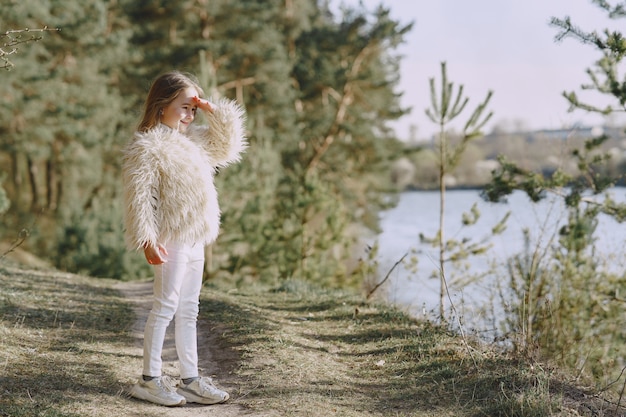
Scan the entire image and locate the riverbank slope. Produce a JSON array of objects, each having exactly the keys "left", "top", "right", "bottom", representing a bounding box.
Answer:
[{"left": 0, "top": 262, "right": 622, "bottom": 416}]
